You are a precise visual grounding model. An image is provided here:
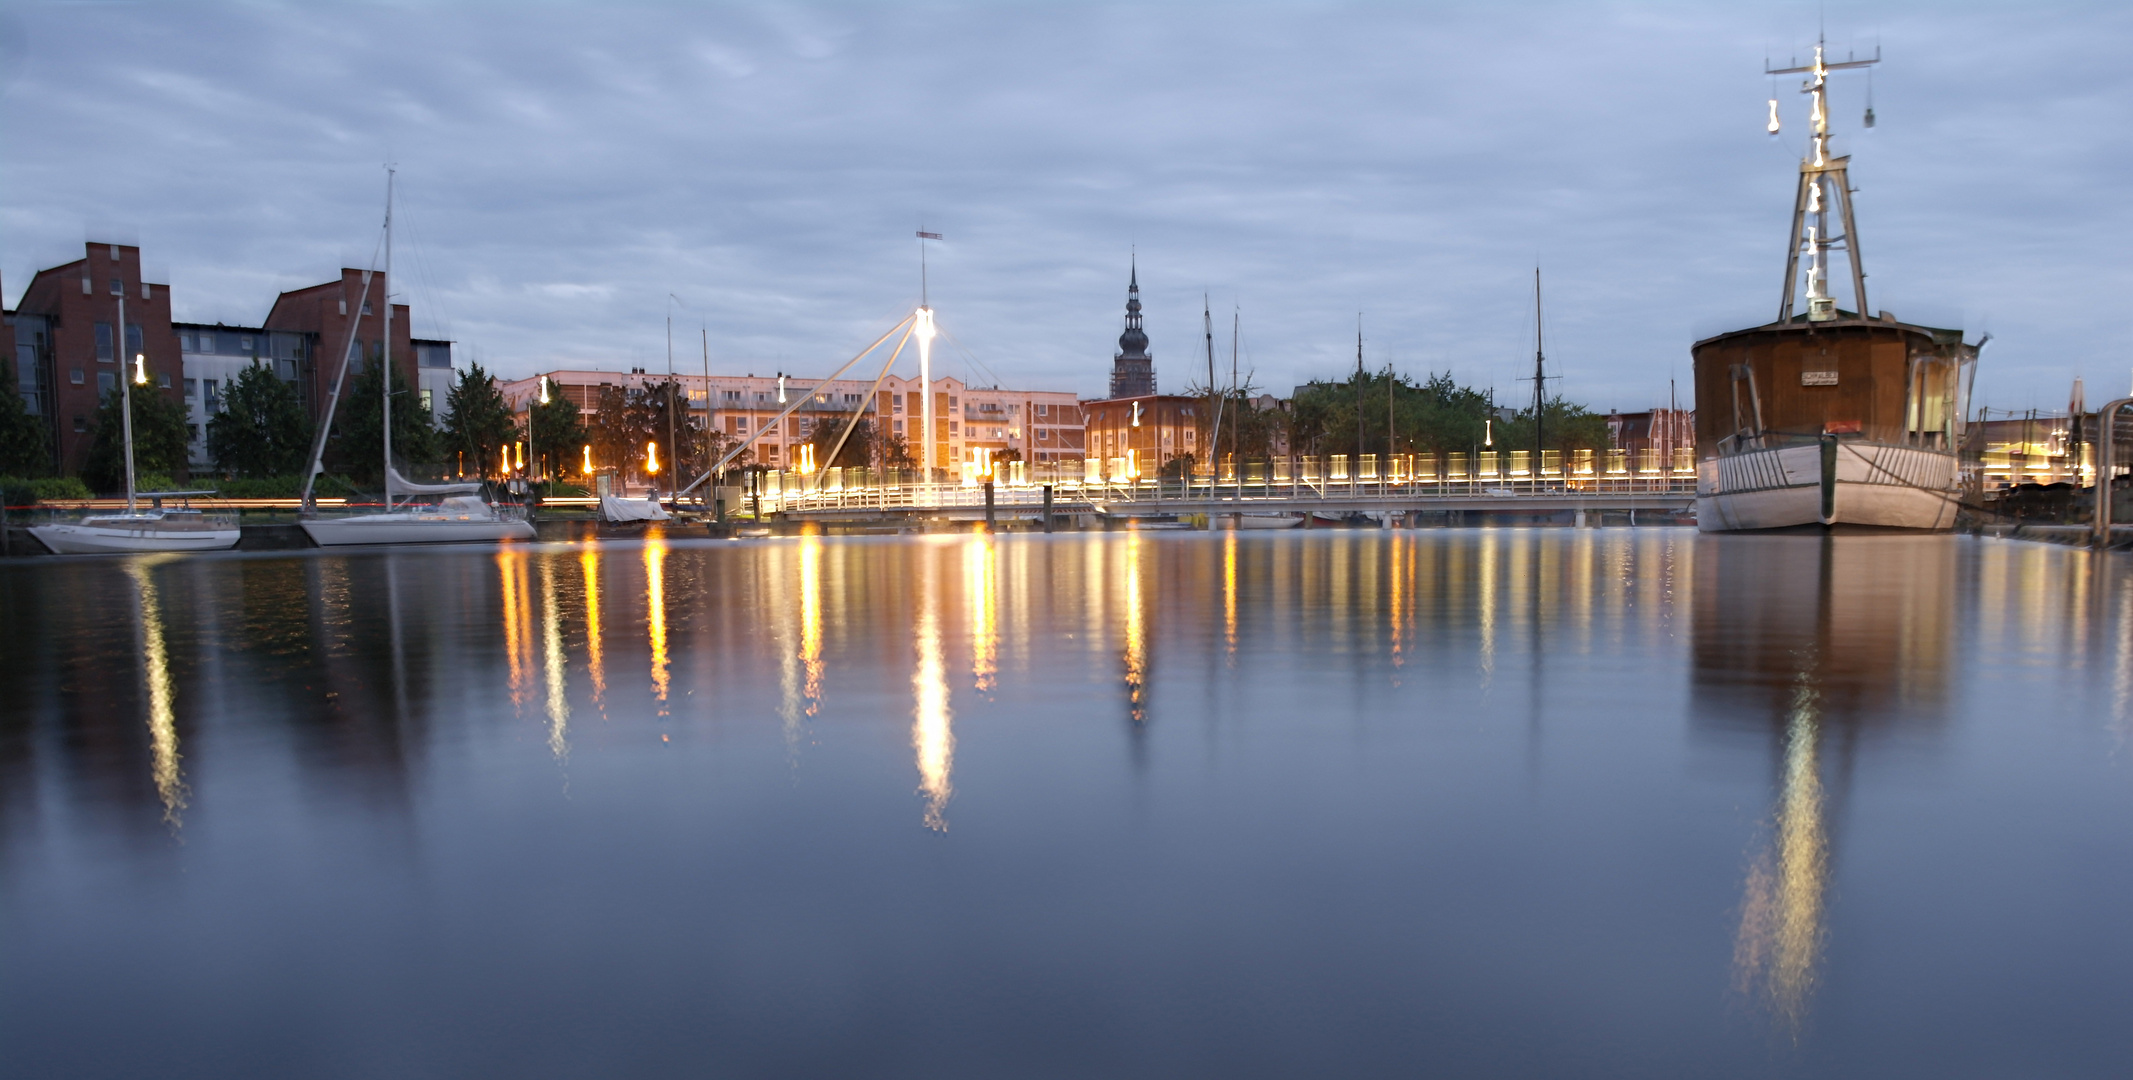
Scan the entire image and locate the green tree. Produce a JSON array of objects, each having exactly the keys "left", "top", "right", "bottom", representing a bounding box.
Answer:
[
  {"left": 0, "top": 352, "right": 51, "bottom": 476},
  {"left": 1497, "top": 396, "right": 1612, "bottom": 454},
  {"left": 527, "top": 391, "right": 587, "bottom": 480},
  {"left": 82, "top": 385, "right": 191, "bottom": 493},
  {"left": 440, "top": 362, "right": 516, "bottom": 479},
  {"left": 326, "top": 354, "right": 439, "bottom": 486},
  {"left": 806, "top": 415, "right": 876, "bottom": 468},
  {"left": 583, "top": 380, "right": 711, "bottom": 486},
  {"left": 878, "top": 432, "right": 915, "bottom": 469},
  {"left": 1289, "top": 370, "right": 1496, "bottom": 457},
  {"left": 206, "top": 361, "right": 313, "bottom": 478}
]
